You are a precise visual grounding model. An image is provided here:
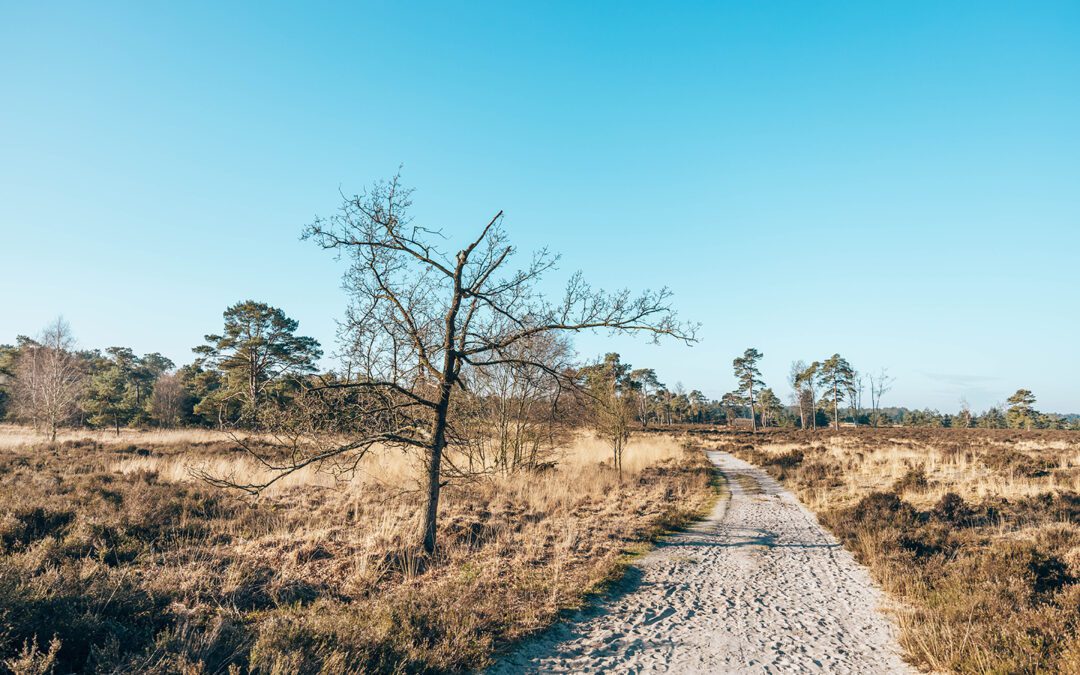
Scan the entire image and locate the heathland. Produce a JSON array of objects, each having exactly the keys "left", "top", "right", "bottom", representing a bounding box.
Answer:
[
  {"left": 721, "top": 427, "right": 1080, "bottom": 674},
  {"left": 2, "top": 426, "right": 1078, "bottom": 673},
  {"left": 0, "top": 425, "right": 713, "bottom": 674}
]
